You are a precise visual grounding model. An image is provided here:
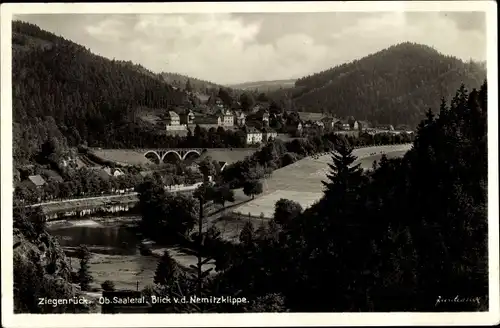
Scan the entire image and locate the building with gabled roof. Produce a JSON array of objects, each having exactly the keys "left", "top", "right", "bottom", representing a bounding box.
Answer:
[
  {"left": 165, "top": 111, "right": 180, "bottom": 126},
  {"left": 261, "top": 127, "right": 278, "bottom": 142},
  {"left": 217, "top": 108, "right": 234, "bottom": 127},
  {"left": 333, "top": 120, "right": 351, "bottom": 131},
  {"left": 27, "top": 175, "right": 46, "bottom": 188},
  {"left": 234, "top": 111, "right": 246, "bottom": 126},
  {"left": 375, "top": 124, "right": 395, "bottom": 131},
  {"left": 246, "top": 127, "right": 263, "bottom": 145}
]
